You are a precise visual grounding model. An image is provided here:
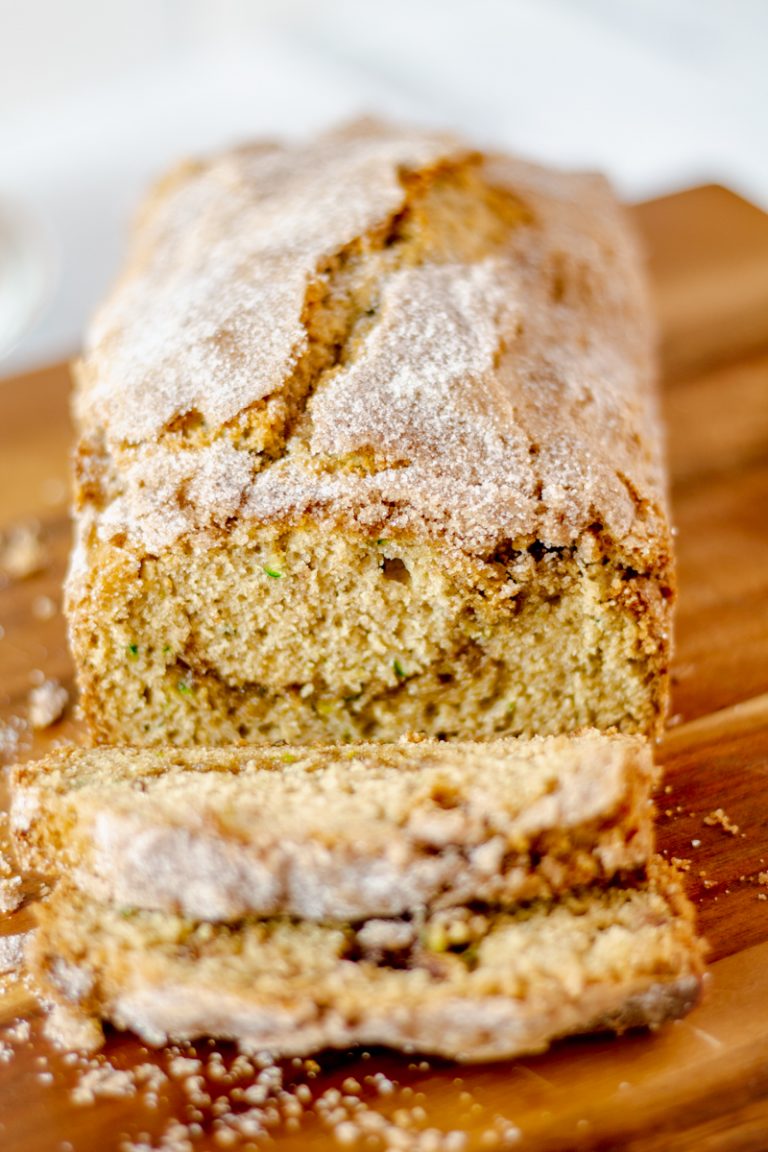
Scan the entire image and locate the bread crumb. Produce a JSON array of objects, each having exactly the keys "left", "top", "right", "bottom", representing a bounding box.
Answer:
[
  {"left": 71, "top": 1064, "right": 137, "bottom": 1105},
  {"left": 26, "top": 1032, "right": 528, "bottom": 1152},
  {"left": 4, "top": 1018, "right": 30, "bottom": 1043},
  {"left": 703, "top": 809, "right": 740, "bottom": 836},
  {"left": 44, "top": 1003, "right": 104, "bottom": 1051},
  {"left": 670, "top": 857, "right": 691, "bottom": 873},
  {"left": 32, "top": 595, "right": 57, "bottom": 621},
  {"left": 167, "top": 1056, "right": 201, "bottom": 1079},
  {"left": 41, "top": 477, "right": 67, "bottom": 506},
  {"left": 0, "top": 877, "right": 23, "bottom": 913},
  {"left": 28, "top": 679, "right": 69, "bottom": 729},
  {"left": 0, "top": 521, "right": 47, "bottom": 579},
  {"left": 0, "top": 719, "right": 23, "bottom": 762}
]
